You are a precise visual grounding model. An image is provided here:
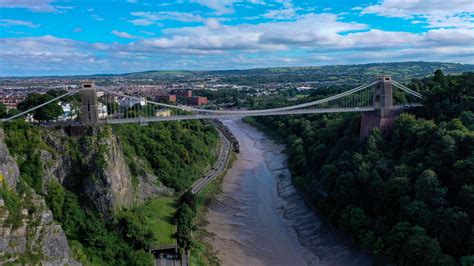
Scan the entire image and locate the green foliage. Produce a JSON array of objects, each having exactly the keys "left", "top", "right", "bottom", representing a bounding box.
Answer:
[
  {"left": 175, "top": 192, "right": 197, "bottom": 251},
  {"left": 0, "top": 180, "right": 23, "bottom": 229},
  {"left": 415, "top": 170, "right": 446, "bottom": 207},
  {"left": 3, "top": 115, "right": 218, "bottom": 265},
  {"left": 114, "top": 120, "right": 219, "bottom": 191},
  {"left": 0, "top": 103, "right": 7, "bottom": 118},
  {"left": 17, "top": 91, "right": 64, "bottom": 122},
  {"left": 42, "top": 168, "right": 156, "bottom": 265},
  {"left": 460, "top": 256, "right": 474, "bottom": 266},
  {"left": 116, "top": 209, "right": 154, "bottom": 250},
  {"left": 250, "top": 71, "right": 474, "bottom": 264},
  {"left": 134, "top": 197, "right": 177, "bottom": 247},
  {"left": 3, "top": 120, "right": 46, "bottom": 193}
]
